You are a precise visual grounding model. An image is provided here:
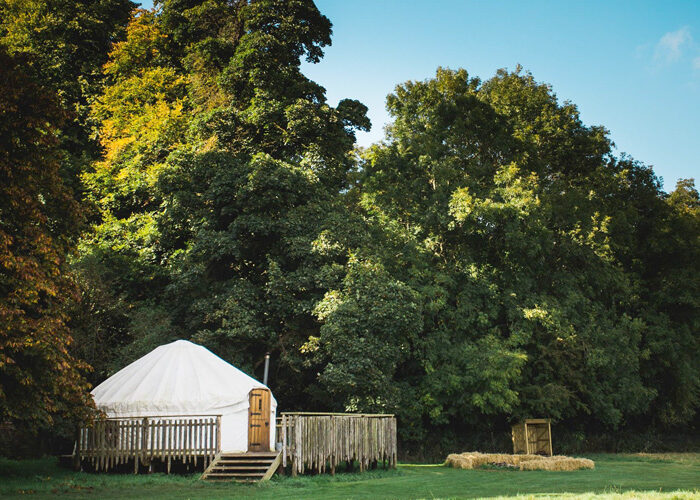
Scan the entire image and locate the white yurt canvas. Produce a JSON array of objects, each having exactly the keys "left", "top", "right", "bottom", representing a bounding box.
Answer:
[{"left": 91, "top": 339, "right": 276, "bottom": 452}]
